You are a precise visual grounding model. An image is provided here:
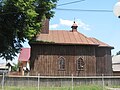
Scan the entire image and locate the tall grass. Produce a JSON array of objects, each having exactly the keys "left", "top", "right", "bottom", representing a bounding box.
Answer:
[{"left": 1, "top": 85, "right": 105, "bottom": 90}]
